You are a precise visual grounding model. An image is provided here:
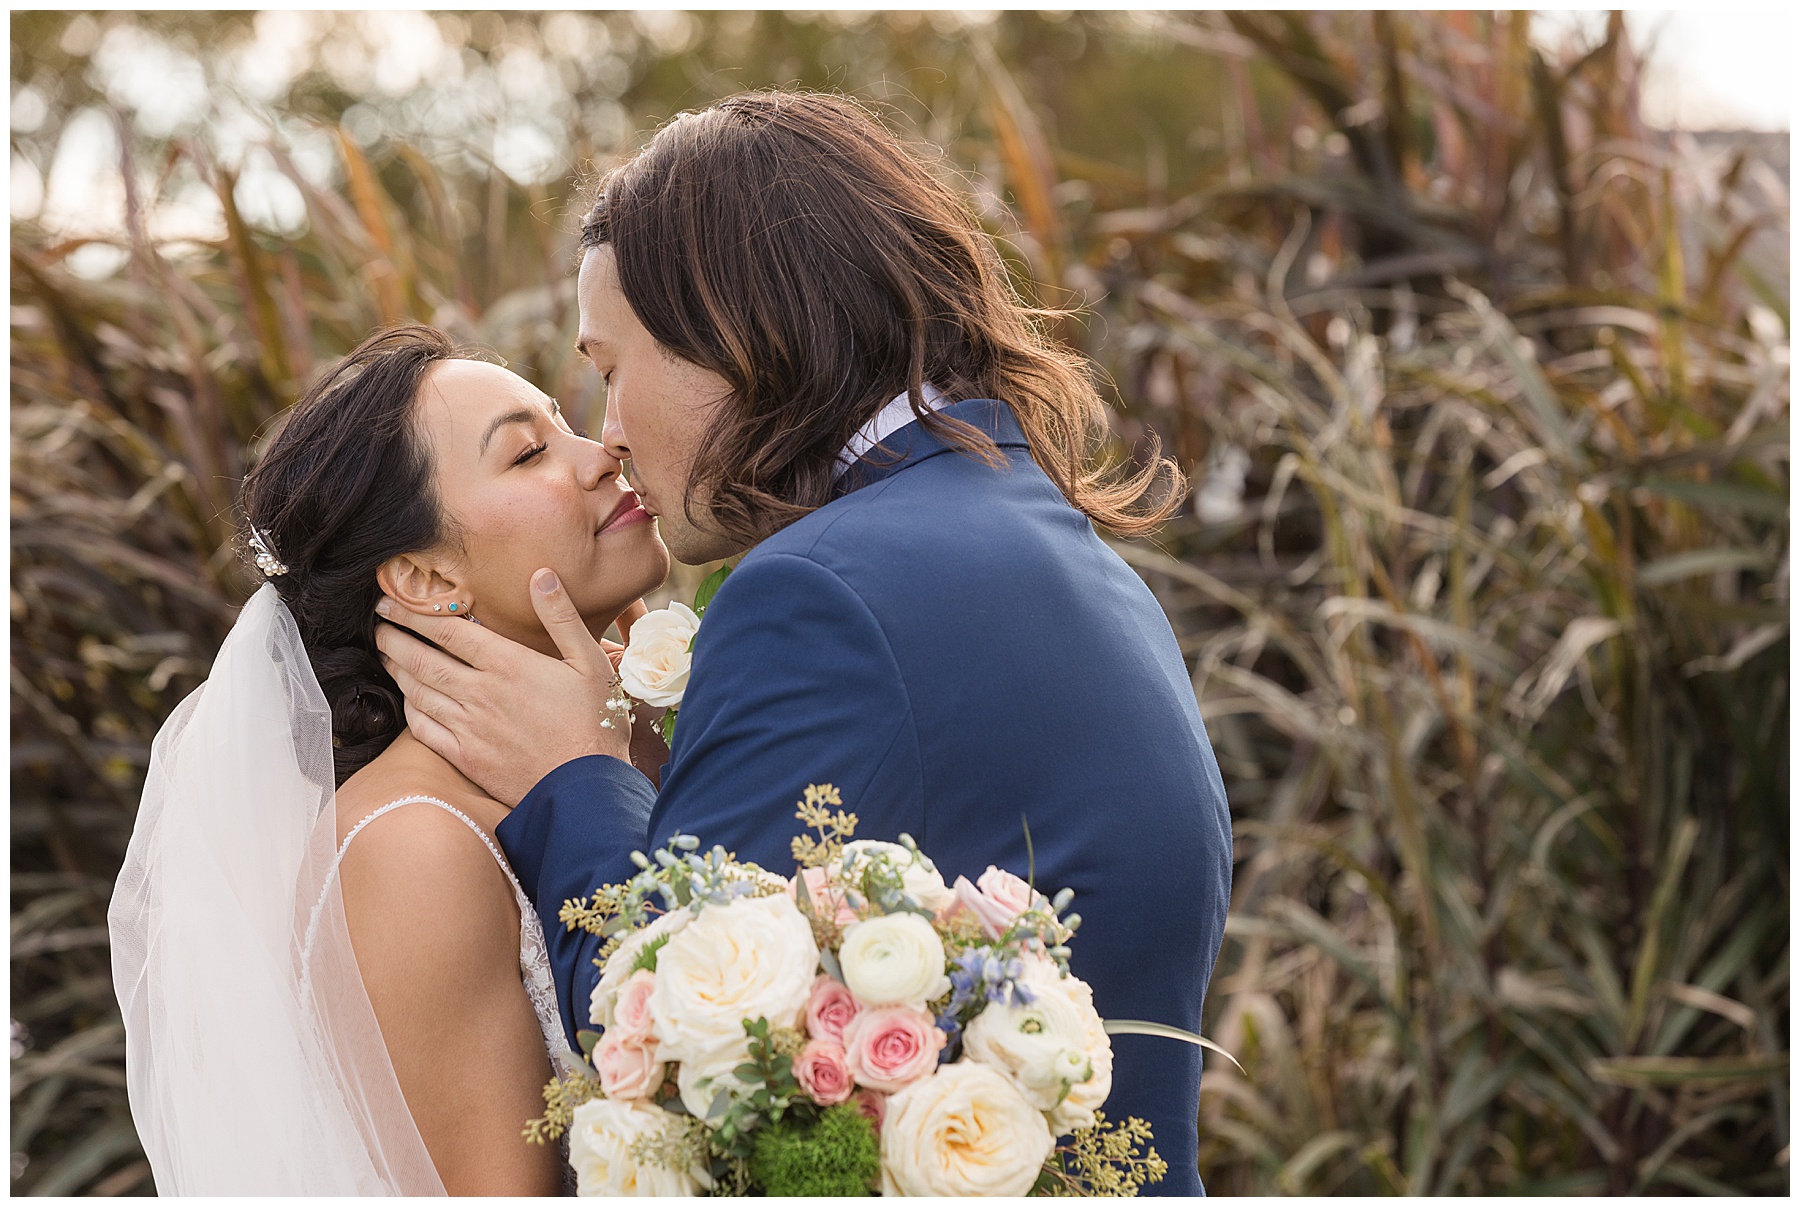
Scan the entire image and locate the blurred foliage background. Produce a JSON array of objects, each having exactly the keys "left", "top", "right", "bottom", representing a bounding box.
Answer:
[{"left": 10, "top": 9, "right": 1788, "bottom": 1196}]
